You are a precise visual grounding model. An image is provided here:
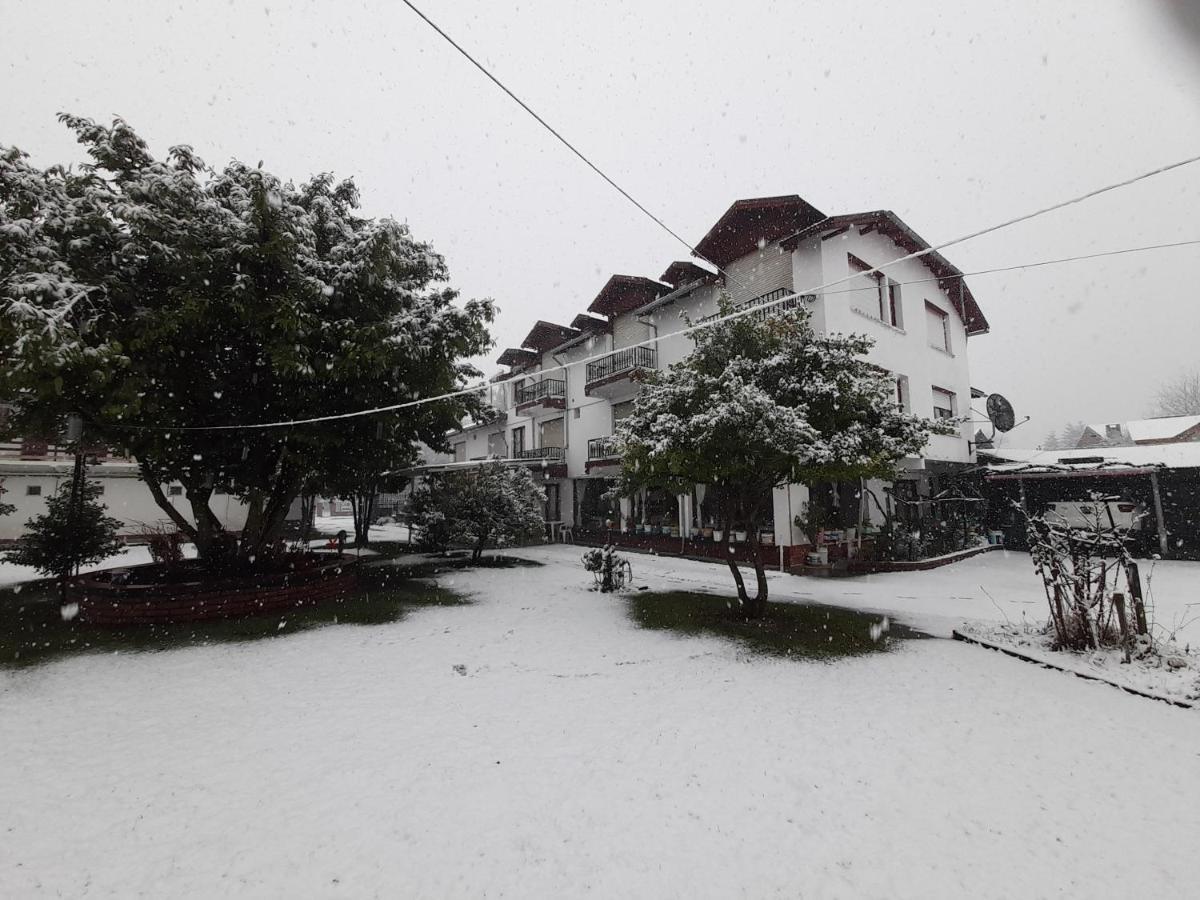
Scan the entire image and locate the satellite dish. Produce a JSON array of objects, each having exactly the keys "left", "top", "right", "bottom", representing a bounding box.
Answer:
[{"left": 986, "top": 393, "right": 1017, "bottom": 433}]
